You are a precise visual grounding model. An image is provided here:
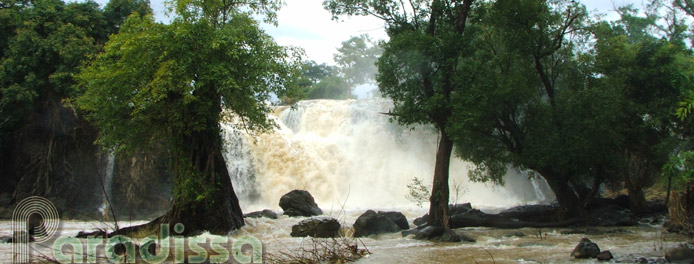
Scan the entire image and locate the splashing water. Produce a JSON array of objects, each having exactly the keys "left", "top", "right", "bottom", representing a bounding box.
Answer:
[{"left": 223, "top": 99, "right": 553, "bottom": 212}]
